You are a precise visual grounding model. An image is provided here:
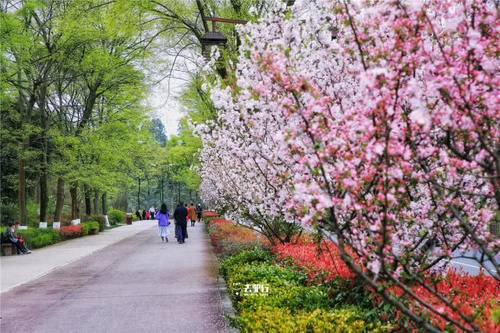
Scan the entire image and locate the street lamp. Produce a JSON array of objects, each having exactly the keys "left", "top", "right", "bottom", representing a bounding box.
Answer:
[{"left": 200, "top": 17, "right": 247, "bottom": 60}]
